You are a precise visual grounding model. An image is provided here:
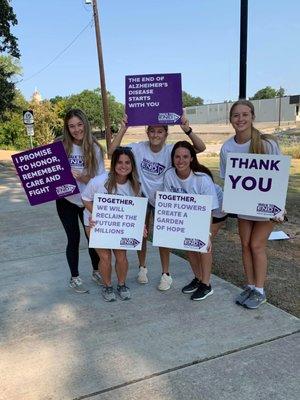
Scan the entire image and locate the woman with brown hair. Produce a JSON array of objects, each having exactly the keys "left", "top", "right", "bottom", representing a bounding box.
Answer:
[
  {"left": 56, "top": 109, "right": 105, "bottom": 293},
  {"left": 82, "top": 147, "right": 142, "bottom": 302}
]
